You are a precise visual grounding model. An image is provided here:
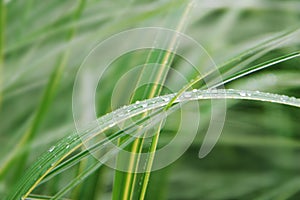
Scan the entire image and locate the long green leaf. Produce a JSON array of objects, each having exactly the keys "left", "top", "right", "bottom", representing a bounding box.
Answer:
[{"left": 6, "top": 88, "right": 300, "bottom": 199}]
